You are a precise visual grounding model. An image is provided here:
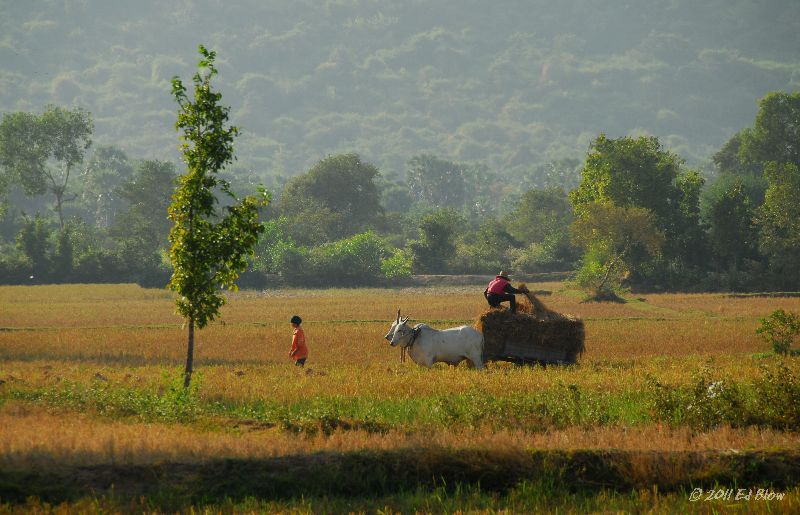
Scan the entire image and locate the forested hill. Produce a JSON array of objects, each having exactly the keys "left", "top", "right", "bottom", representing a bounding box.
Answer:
[{"left": 2, "top": 0, "right": 798, "bottom": 182}]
